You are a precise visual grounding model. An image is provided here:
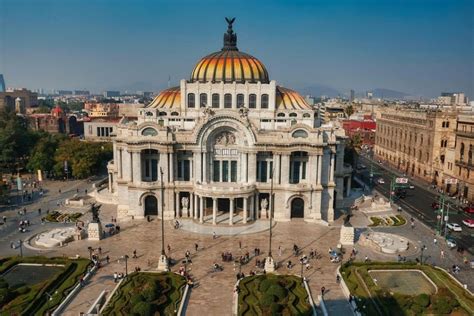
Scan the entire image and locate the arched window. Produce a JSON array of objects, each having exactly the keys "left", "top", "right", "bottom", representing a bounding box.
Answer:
[
  {"left": 224, "top": 93, "right": 232, "bottom": 108},
  {"left": 158, "top": 111, "right": 167, "bottom": 116},
  {"left": 261, "top": 94, "right": 269, "bottom": 109},
  {"left": 289, "top": 113, "right": 297, "bottom": 117},
  {"left": 236, "top": 94, "right": 244, "bottom": 108},
  {"left": 200, "top": 93, "right": 207, "bottom": 107},
  {"left": 468, "top": 145, "right": 473, "bottom": 163},
  {"left": 170, "top": 112, "right": 179, "bottom": 116},
  {"left": 142, "top": 127, "right": 158, "bottom": 136},
  {"left": 460, "top": 143, "right": 465, "bottom": 160},
  {"left": 292, "top": 130, "right": 308, "bottom": 138},
  {"left": 187, "top": 93, "right": 195, "bottom": 108},
  {"left": 249, "top": 94, "right": 256, "bottom": 108},
  {"left": 277, "top": 113, "right": 286, "bottom": 117},
  {"left": 302, "top": 113, "right": 311, "bottom": 118},
  {"left": 212, "top": 93, "right": 220, "bottom": 108}
]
